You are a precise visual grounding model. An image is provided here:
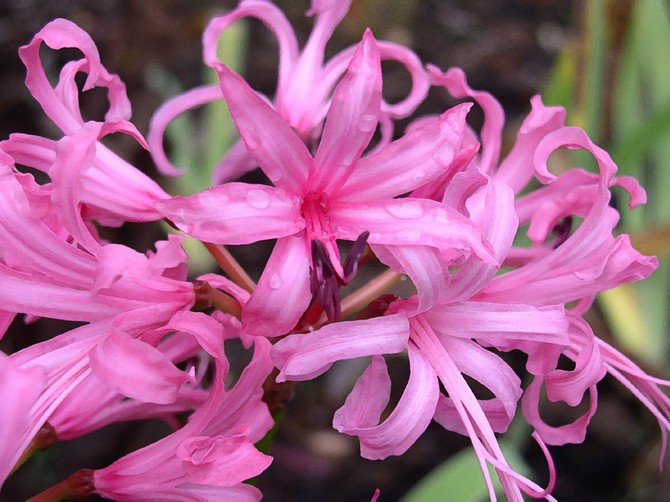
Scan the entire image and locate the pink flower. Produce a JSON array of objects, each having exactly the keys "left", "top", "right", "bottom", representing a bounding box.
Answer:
[
  {"left": 270, "top": 175, "right": 568, "bottom": 500},
  {"left": 11, "top": 18, "right": 169, "bottom": 224},
  {"left": 0, "top": 353, "right": 46, "bottom": 487},
  {"left": 157, "top": 31, "right": 496, "bottom": 336},
  {"left": 149, "top": 0, "right": 430, "bottom": 183},
  {"left": 93, "top": 319, "right": 274, "bottom": 502}
]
